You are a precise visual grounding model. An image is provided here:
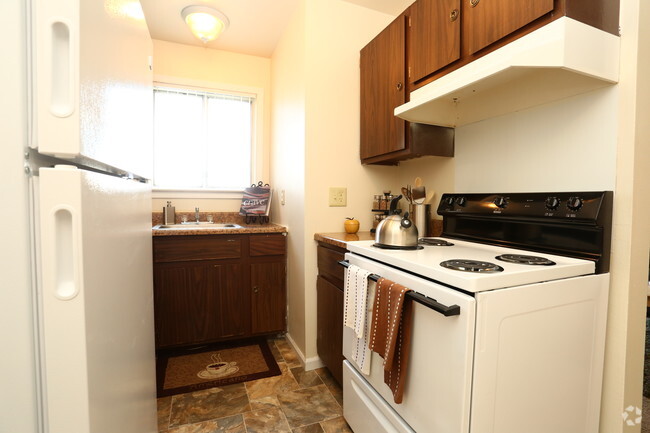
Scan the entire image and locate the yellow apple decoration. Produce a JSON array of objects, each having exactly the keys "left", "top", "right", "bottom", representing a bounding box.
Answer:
[{"left": 344, "top": 217, "right": 360, "bottom": 234}]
